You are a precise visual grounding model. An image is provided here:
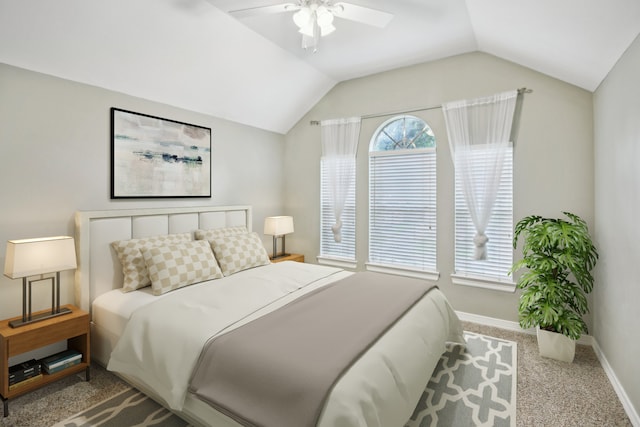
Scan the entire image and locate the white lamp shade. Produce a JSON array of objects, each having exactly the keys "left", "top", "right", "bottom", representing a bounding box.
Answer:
[
  {"left": 4, "top": 236, "right": 77, "bottom": 279},
  {"left": 264, "top": 216, "right": 294, "bottom": 236}
]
